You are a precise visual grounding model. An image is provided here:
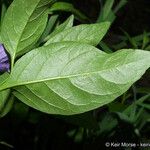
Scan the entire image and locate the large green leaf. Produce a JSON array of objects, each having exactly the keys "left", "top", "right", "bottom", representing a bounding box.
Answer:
[
  {"left": 1, "top": 0, "right": 53, "bottom": 66},
  {"left": 45, "top": 22, "right": 110, "bottom": 46},
  {"left": 0, "top": 42, "right": 150, "bottom": 115}
]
